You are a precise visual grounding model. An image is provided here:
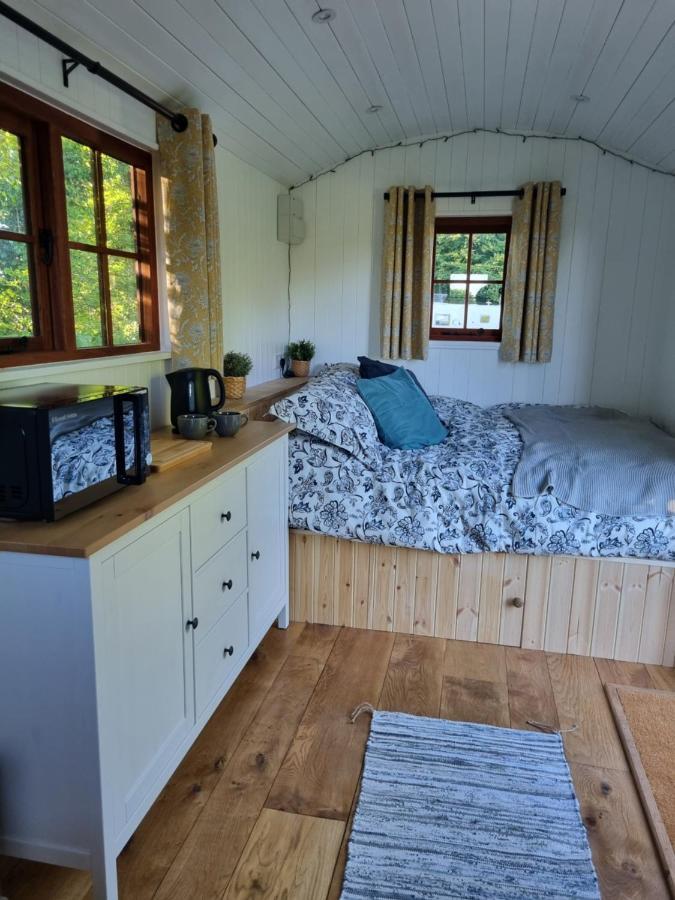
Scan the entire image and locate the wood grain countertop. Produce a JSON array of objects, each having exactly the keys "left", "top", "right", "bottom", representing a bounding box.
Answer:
[{"left": 0, "top": 420, "right": 293, "bottom": 559}]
